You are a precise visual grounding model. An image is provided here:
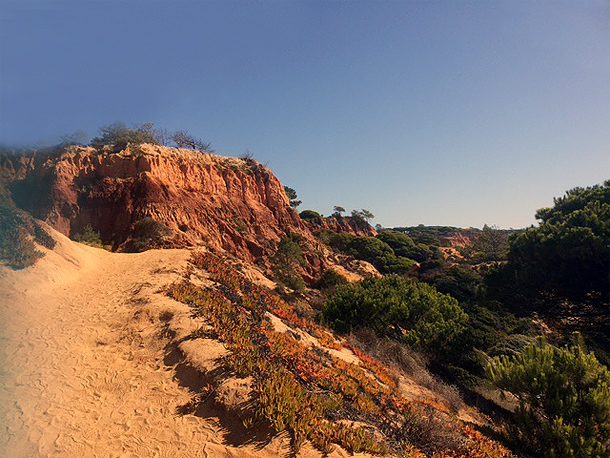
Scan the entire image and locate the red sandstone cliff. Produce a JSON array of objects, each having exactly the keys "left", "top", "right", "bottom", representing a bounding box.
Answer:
[
  {"left": 0, "top": 144, "right": 378, "bottom": 282},
  {"left": 2, "top": 144, "right": 306, "bottom": 256},
  {"left": 437, "top": 231, "right": 479, "bottom": 248}
]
